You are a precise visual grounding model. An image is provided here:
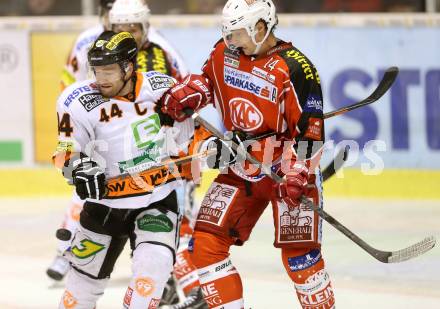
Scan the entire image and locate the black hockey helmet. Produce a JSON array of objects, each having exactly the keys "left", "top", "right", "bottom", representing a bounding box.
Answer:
[{"left": 88, "top": 31, "right": 138, "bottom": 67}]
